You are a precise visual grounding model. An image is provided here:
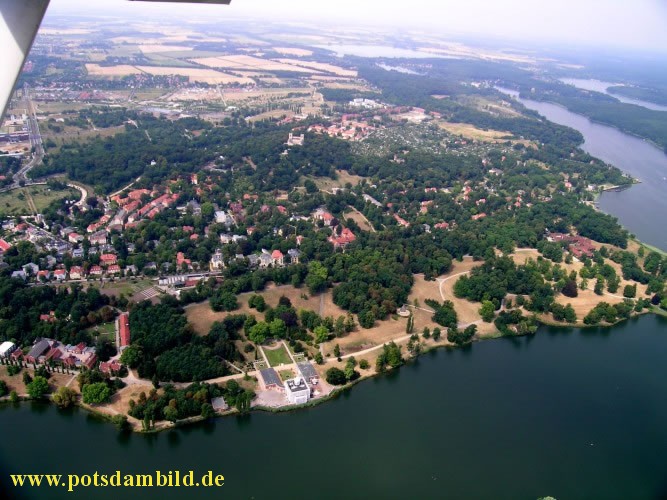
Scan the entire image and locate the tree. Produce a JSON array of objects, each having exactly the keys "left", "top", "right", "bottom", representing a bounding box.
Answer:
[
  {"left": 120, "top": 345, "right": 142, "bottom": 368},
  {"left": 359, "top": 359, "right": 370, "bottom": 370},
  {"left": 304, "top": 179, "right": 318, "bottom": 193},
  {"left": 81, "top": 382, "right": 111, "bottom": 405},
  {"left": 325, "top": 367, "right": 346, "bottom": 385},
  {"left": 561, "top": 279, "right": 578, "bottom": 298},
  {"left": 52, "top": 386, "right": 77, "bottom": 408},
  {"left": 201, "top": 403, "right": 215, "bottom": 419},
  {"left": 333, "top": 344, "right": 341, "bottom": 358},
  {"left": 248, "top": 321, "right": 270, "bottom": 344},
  {"left": 314, "top": 325, "right": 329, "bottom": 344},
  {"left": 112, "top": 415, "right": 130, "bottom": 432},
  {"left": 594, "top": 277, "right": 605, "bottom": 295},
  {"left": 0, "top": 380, "right": 8, "bottom": 397},
  {"left": 623, "top": 284, "right": 637, "bottom": 298},
  {"left": 479, "top": 300, "right": 496, "bottom": 322},
  {"left": 210, "top": 291, "right": 238, "bottom": 312},
  {"left": 422, "top": 327, "right": 430, "bottom": 339},
  {"left": 432, "top": 327, "right": 441, "bottom": 341},
  {"left": 406, "top": 313, "right": 414, "bottom": 334},
  {"left": 305, "top": 262, "right": 328, "bottom": 295},
  {"left": 269, "top": 318, "right": 287, "bottom": 339},
  {"left": 344, "top": 357, "right": 358, "bottom": 381},
  {"left": 248, "top": 294, "right": 266, "bottom": 312},
  {"left": 27, "top": 376, "right": 50, "bottom": 399},
  {"left": 163, "top": 405, "right": 179, "bottom": 423}
]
